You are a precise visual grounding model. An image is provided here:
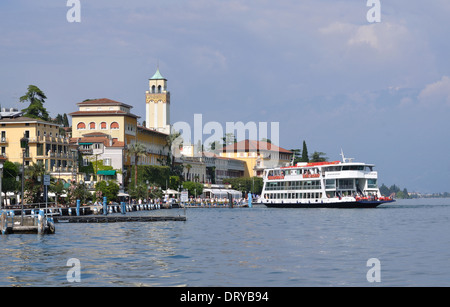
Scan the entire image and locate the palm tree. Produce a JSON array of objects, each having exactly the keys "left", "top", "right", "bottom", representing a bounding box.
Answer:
[
  {"left": 165, "top": 130, "right": 182, "bottom": 168},
  {"left": 24, "top": 162, "right": 48, "bottom": 204},
  {"left": 126, "top": 143, "right": 147, "bottom": 187},
  {"left": 185, "top": 164, "right": 192, "bottom": 181}
]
